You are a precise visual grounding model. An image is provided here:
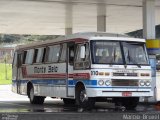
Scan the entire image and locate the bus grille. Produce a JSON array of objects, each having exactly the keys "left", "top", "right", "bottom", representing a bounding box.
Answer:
[
  {"left": 112, "top": 79, "right": 138, "bottom": 86},
  {"left": 113, "top": 73, "right": 138, "bottom": 76}
]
